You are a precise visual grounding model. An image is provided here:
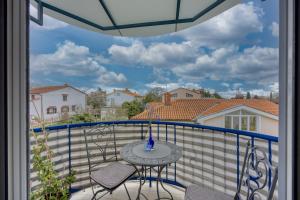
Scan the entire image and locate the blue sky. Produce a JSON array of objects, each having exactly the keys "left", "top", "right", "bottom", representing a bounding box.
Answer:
[{"left": 30, "top": 0, "right": 279, "bottom": 98}]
